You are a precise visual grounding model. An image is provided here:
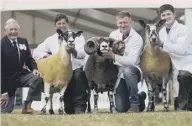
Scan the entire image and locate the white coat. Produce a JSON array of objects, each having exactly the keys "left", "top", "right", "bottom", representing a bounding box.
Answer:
[{"left": 159, "top": 20, "right": 192, "bottom": 97}]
